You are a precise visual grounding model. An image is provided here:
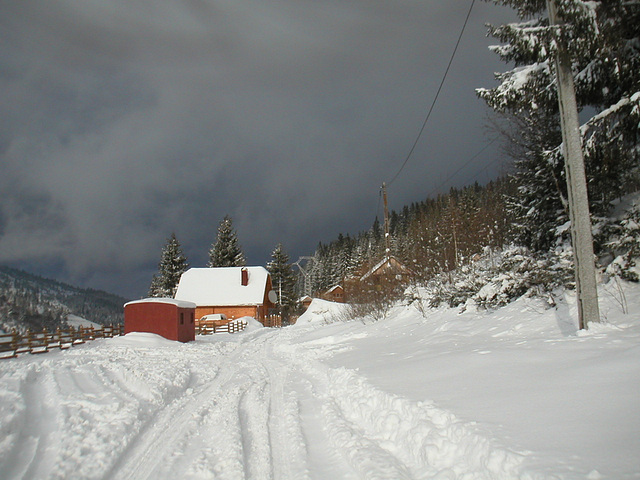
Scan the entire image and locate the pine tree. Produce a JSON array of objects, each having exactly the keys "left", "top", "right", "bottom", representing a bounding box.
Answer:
[
  {"left": 208, "top": 215, "right": 246, "bottom": 267},
  {"left": 267, "top": 243, "right": 297, "bottom": 324},
  {"left": 478, "top": 0, "right": 640, "bottom": 251},
  {"left": 149, "top": 233, "right": 189, "bottom": 297}
]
